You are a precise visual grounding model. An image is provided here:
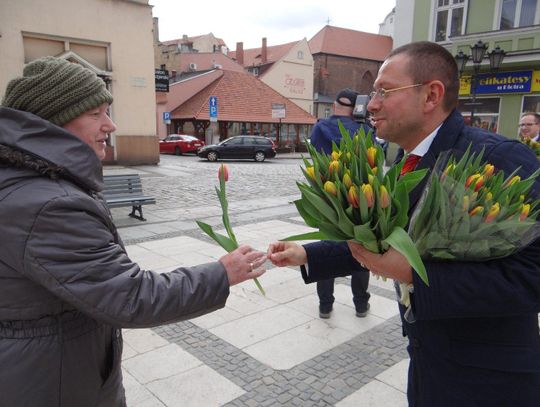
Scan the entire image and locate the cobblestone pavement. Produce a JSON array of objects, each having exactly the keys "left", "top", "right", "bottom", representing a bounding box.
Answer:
[{"left": 106, "top": 154, "right": 410, "bottom": 407}]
